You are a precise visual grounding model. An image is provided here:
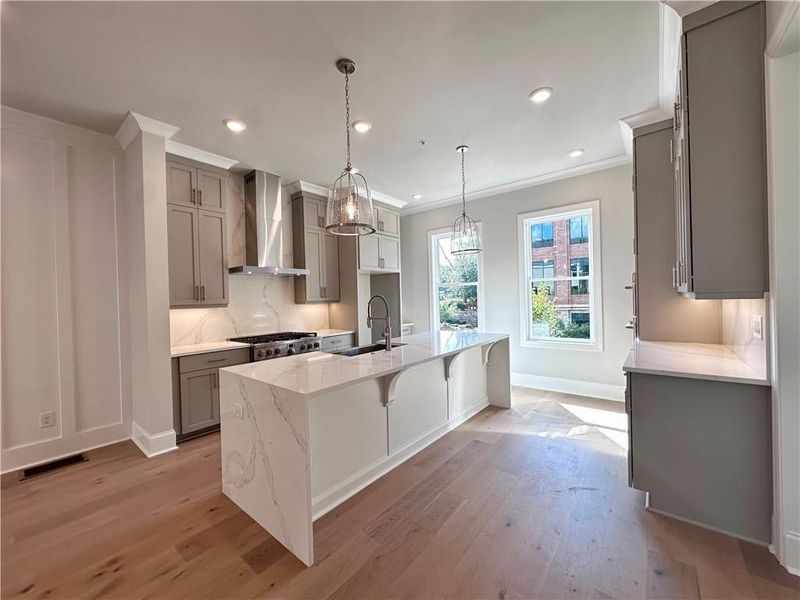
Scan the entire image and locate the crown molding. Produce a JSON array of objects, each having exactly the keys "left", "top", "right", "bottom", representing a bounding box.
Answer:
[
  {"left": 165, "top": 140, "right": 238, "bottom": 170},
  {"left": 618, "top": 107, "right": 673, "bottom": 155},
  {"left": 766, "top": 0, "right": 800, "bottom": 58},
  {"left": 402, "top": 154, "right": 632, "bottom": 216},
  {"left": 659, "top": 3, "right": 682, "bottom": 111},
  {"left": 662, "top": 0, "right": 717, "bottom": 19},
  {"left": 285, "top": 180, "right": 407, "bottom": 208},
  {"left": 115, "top": 111, "right": 179, "bottom": 150}
]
